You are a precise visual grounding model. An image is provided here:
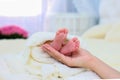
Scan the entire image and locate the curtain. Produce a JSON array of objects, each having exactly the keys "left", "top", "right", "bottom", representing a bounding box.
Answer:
[
  {"left": 43, "top": 0, "right": 100, "bottom": 35},
  {"left": 0, "top": 0, "right": 99, "bottom": 36}
]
